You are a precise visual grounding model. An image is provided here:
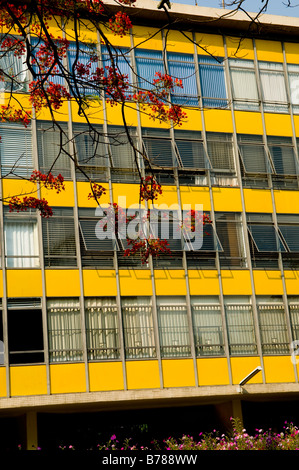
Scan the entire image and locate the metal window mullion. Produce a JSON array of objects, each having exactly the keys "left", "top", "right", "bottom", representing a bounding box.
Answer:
[
  {"left": 62, "top": 20, "right": 90, "bottom": 391},
  {"left": 223, "top": 36, "right": 265, "bottom": 380},
  {"left": 282, "top": 42, "right": 299, "bottom": 187}
]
